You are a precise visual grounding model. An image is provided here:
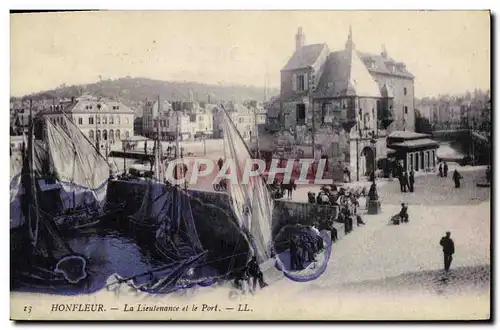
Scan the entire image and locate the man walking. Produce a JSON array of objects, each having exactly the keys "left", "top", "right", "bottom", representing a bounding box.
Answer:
[
  {"left": 409, "top": 170, "right": 415, "bottom": 192},
  {"left": 439, "top": 231, "right": 455, "bottom": 271},
  {"left": 443, "top": 162, "right": 449, "bottom": 177}
]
